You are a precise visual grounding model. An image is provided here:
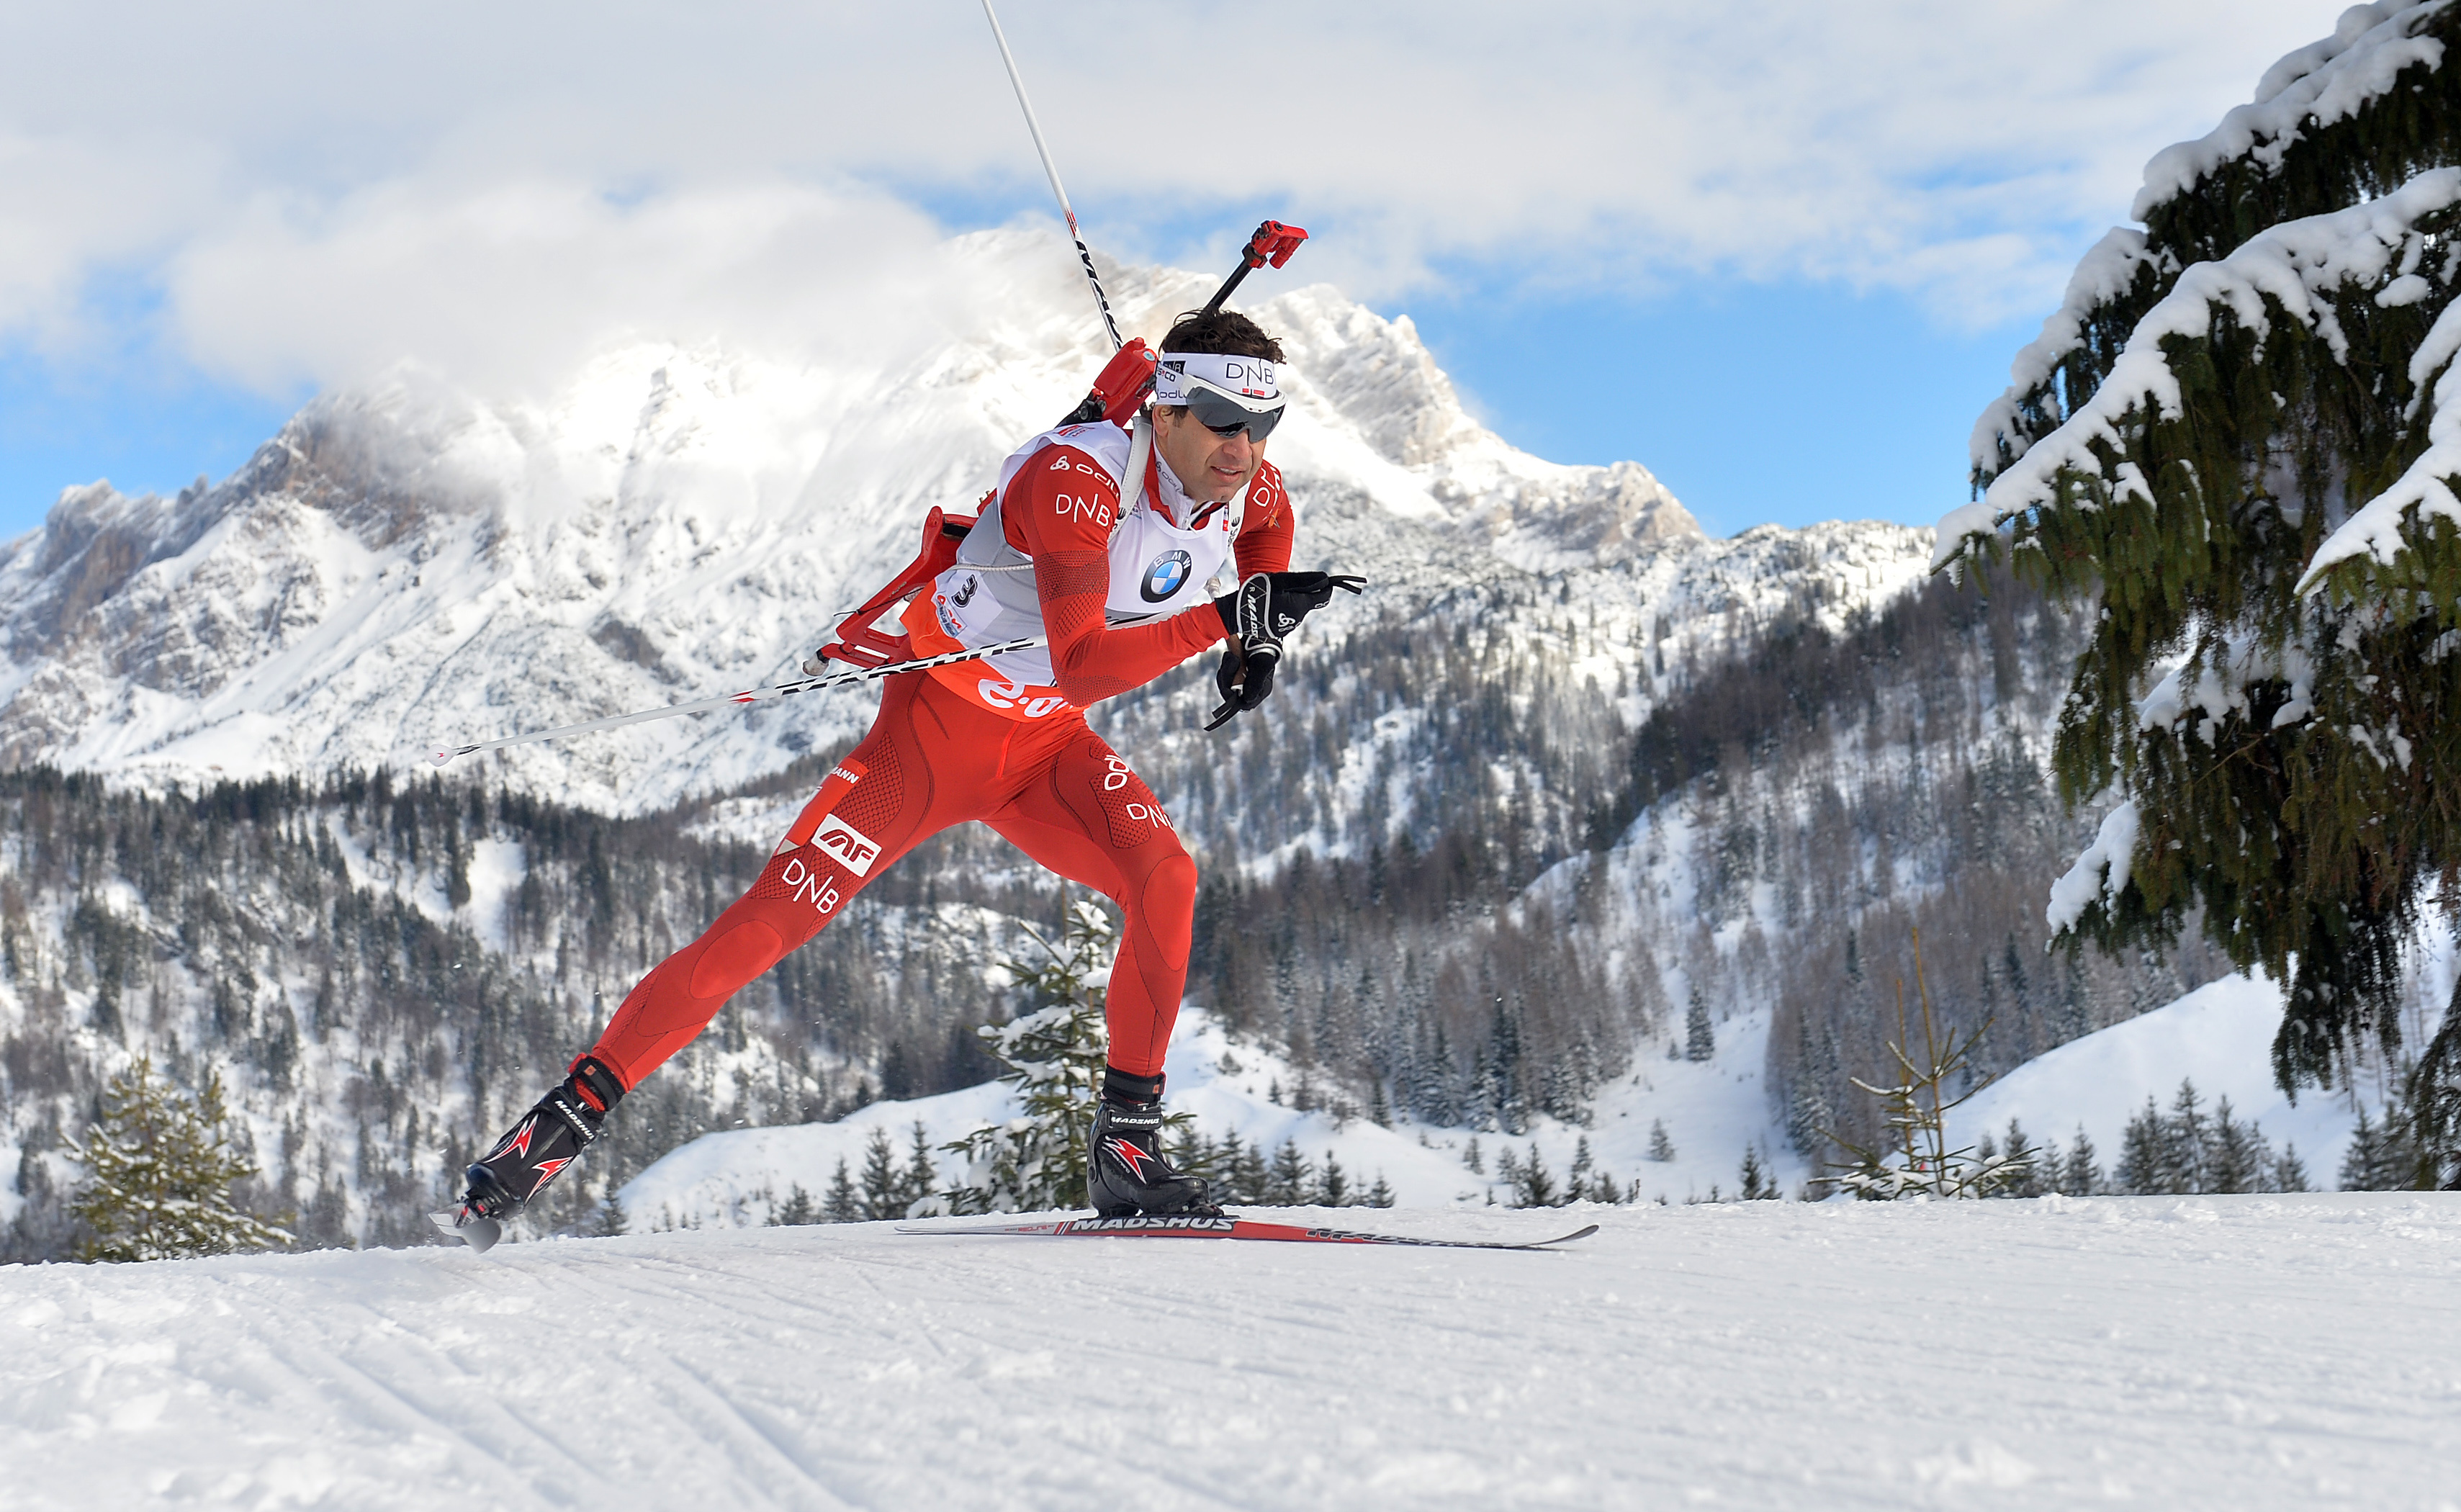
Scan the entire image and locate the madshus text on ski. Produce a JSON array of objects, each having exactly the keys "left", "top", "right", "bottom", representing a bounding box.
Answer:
[{"left": 438, "top": 227, "right": 1365, "bottom": 1251}]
